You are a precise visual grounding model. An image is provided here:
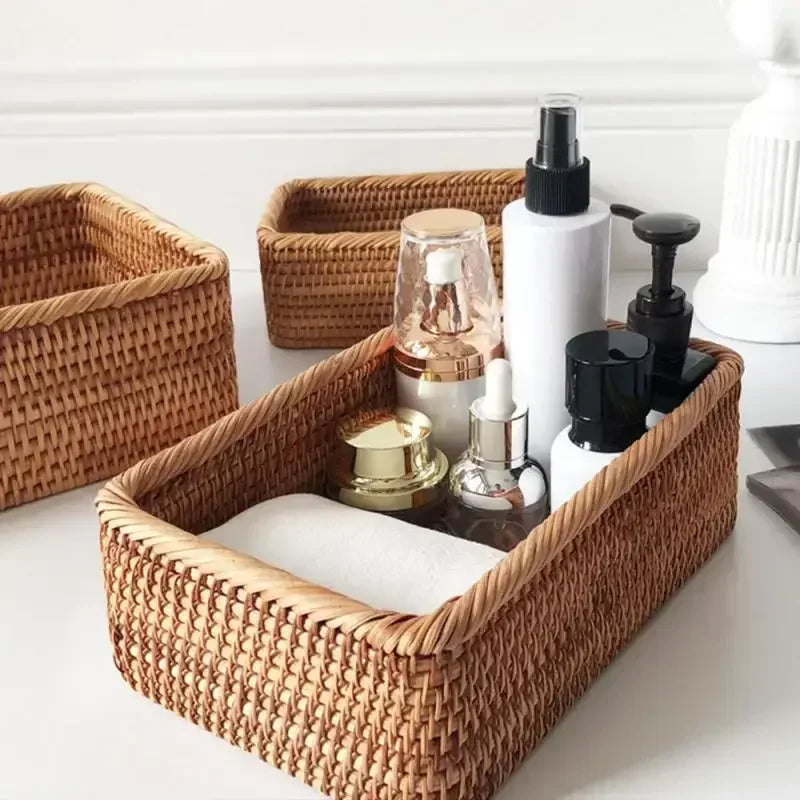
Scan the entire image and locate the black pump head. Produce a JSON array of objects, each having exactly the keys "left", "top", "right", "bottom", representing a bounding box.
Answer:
[
  {"left": 611, "top": 205, "right": 701, "bottom": 363},
  {"left": 632, "top": 211, "right": 700, "bottom": 314}
]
